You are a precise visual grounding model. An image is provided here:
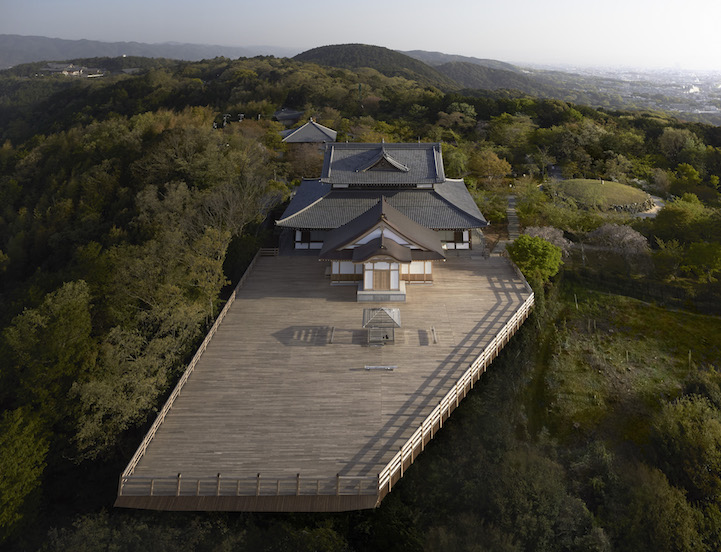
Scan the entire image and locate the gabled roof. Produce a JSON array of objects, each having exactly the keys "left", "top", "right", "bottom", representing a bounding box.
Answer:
[
  {"left": 358, "top": 147, "right": 410, "bottom": 173},
  {"left": 320, "top": 143, "right": 445, "bottom": 187},
  {"left": 280, "top": 119, "right": 337, "bottom": 143},
  {"left": 277, "top": 181, "right": 487, "bottom": 230},
  {"left": 351, "top": 236, "right": 412, "bottom": 263},
  {"left": 318, "top": 198, "right": 445, "bottom": 261}
]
